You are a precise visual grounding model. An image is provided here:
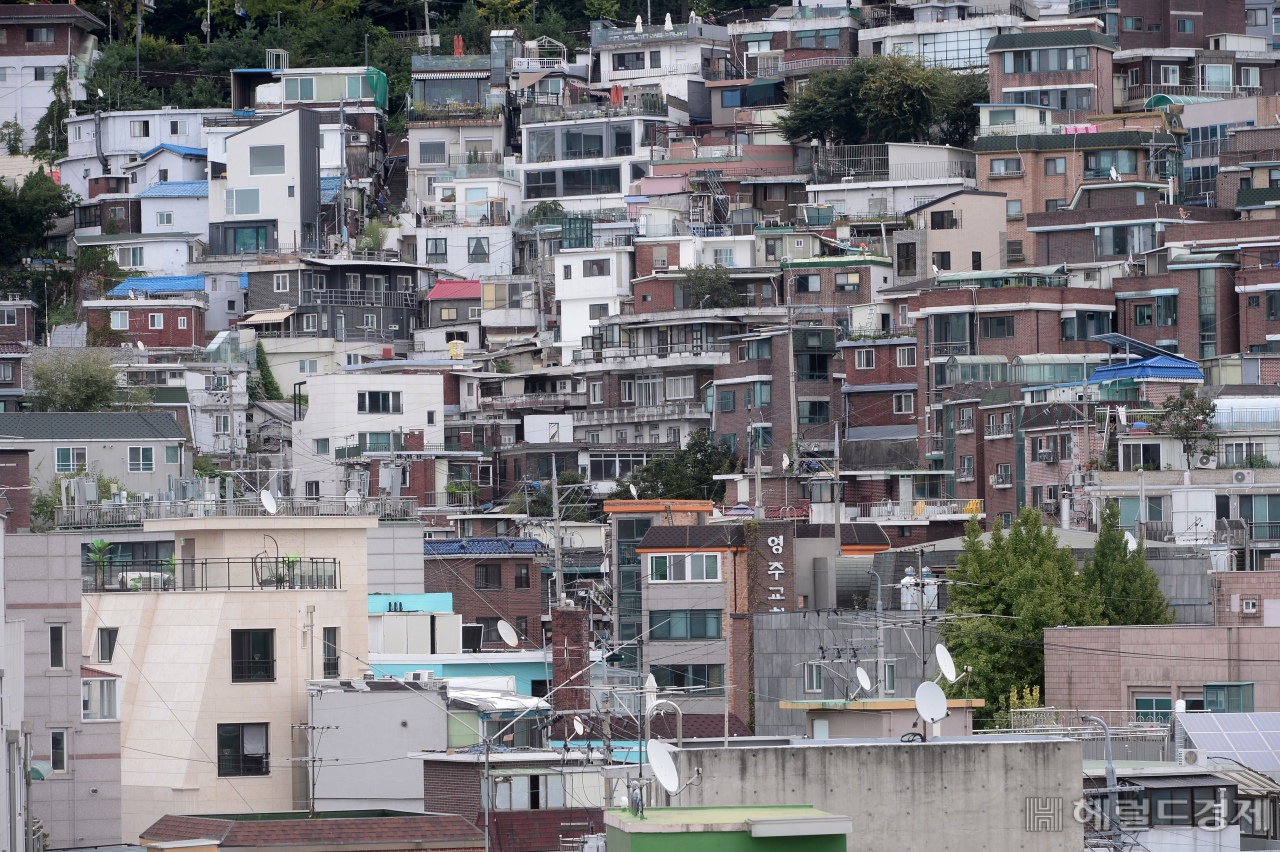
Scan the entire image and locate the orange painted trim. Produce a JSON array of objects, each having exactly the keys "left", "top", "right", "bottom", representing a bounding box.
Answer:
[
  {"left": 635, "top": 546, "right": 734, "bottom": 555},
  {"left": 603, "top": 500, "right": 716, "bottom": 514},
  {"left": 841, "top": 545, "right": 892, "bottom": 555}
]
